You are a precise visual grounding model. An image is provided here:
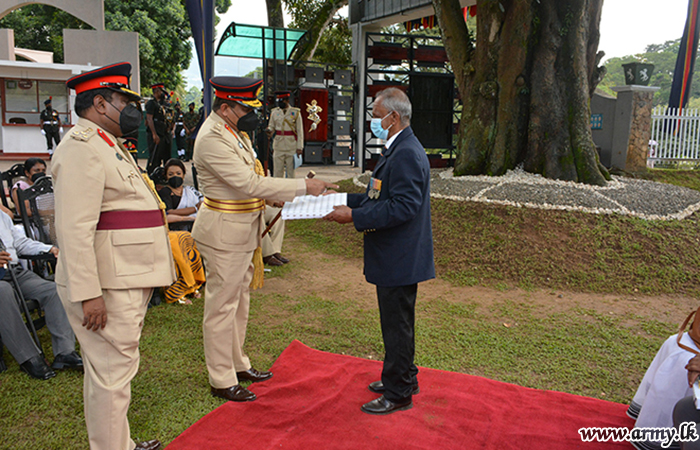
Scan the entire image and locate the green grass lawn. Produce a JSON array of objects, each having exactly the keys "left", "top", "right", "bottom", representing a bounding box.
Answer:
[{"left": 1, "top": 171, "right": 699, "bottom": 449}]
